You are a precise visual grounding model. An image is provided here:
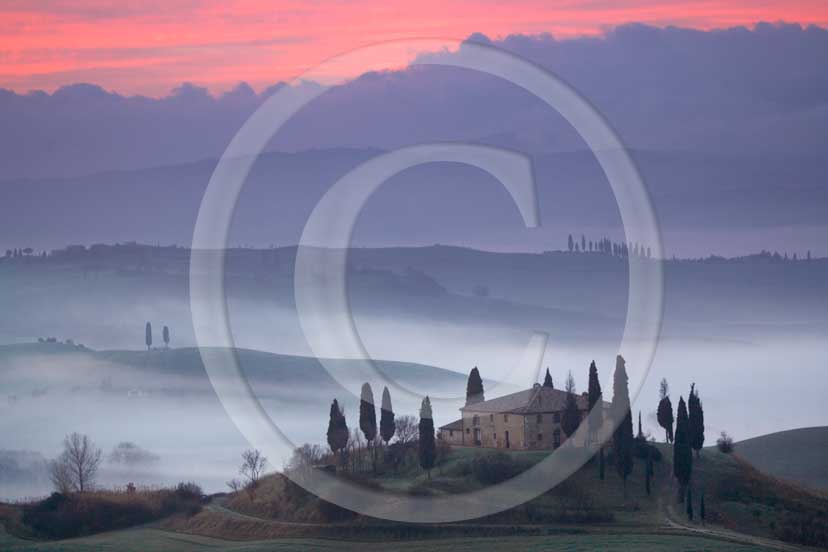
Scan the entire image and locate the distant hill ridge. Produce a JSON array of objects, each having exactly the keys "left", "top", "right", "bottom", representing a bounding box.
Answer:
[
  {"left": 0, "top": 342, "right": 469, "bottom": 398},
  {"left": 735, "top": 427, "right": 828, "bottom": 492}
]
